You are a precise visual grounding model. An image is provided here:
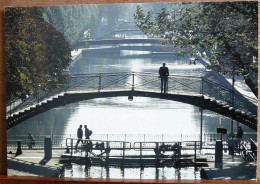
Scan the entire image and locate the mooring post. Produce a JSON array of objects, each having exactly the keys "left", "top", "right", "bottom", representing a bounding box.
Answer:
[
  {"left": 44, "top": 137, "right": 52, "bottom": 159},
  {"left": 15, "top": 140, "right": 22, "bottom": 156}
]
